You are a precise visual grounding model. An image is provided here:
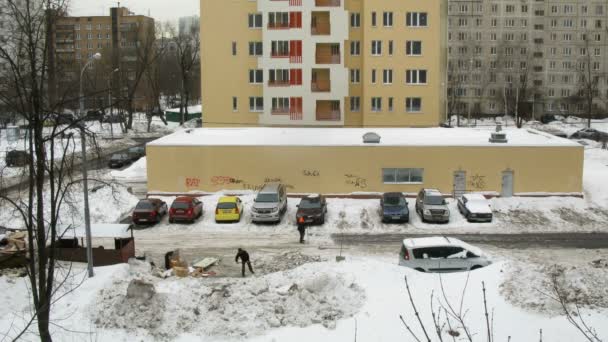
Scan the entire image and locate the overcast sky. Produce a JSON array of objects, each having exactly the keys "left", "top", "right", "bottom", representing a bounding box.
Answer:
[{"left": 69, "top": 0, "right": 200, "bottom": 24}]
